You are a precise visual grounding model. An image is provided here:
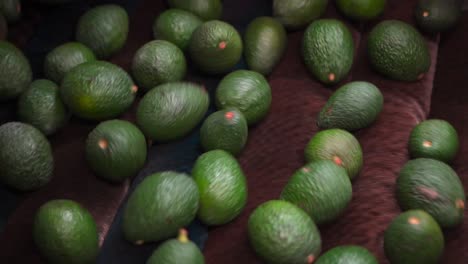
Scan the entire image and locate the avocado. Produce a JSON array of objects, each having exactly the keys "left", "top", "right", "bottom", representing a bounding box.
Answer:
[
  {"left": 44, "top": 42, "right": 96, "bottom": 84},
  {"left": 415, "top": 0, "right": 462, "bottom": 33},
  {"left": 280, "top": 160, "right": 352, "bottom": 225},
  {"left": 367, "top": 20, "right": 431, "bottom": 82},
  {"left": 0, "top": 14, "right": 7, "bottom": 39},
  {"left": 146, "top": 229, "right": 205, "bottom": 264},
  {"left": 0, "top": 41, "right": 32, "bottom": 101},
  {"left": 304, "top": 128, "right": 363, "bottom": 180},
  {"left": 131, "top": 40, "right": 186, "bottom": 92},
  {"left": 152, "top": 8, "right": 203, "bottom": 51},
  {"left": 315, "top": 245, "right": 378, "bottom": 264},
  {"left": 200, "top": 109, "right": 248, "bottom": 156},
  {"left": 409, "top": 119, "right": 459, "bottom": 163},
  {"left": 336, "top": 0, "right": 386, "bottom": 21},
  {"left": 167, "top": 0, "right": 222, "bottom": 21},
  {"left": 122, "top": 171, "right": 199, "bottom": 244},
  {"left": 17, "top": 79, "right": 70, "bottom": 136},
  {"left": 244, "top": 16, "right": 287, "bottom": 75},
  {"left": 384, "top": 210, "right": 444, "bottom": 264},
  {"left": 192, "top": 150, "right": 248, "bottom": 225},
  {"left": 85, "top": 119, "right": 147, "bottom": 183},
  {"left": 0, "top": 0, "right": 21, "bottom": 23},
  {"left": 76, "top": 4, "right": 129, "bottom": 59},
  {"left": 317, "top": 81, "right": 383, "bottom": 131},
  {"left": 215, "top": 70, "right": 272, "bottom": 125},
  {"left": 273, "top": 0, "right": 328, "bottom": 30},
  {"left": 136, "top": 82, "right": 209, "bottom": 142},
  {"left": 0, "top": 122, "right": 54, "bottom": 191},
  {"left": 248, "top": 200, "right": 322, "bottom": 264},
  {"left": 396, "top": 158, "right": 466, "bottom": 228},
  {"left": 33, "top": 199, "right": 99, "bottom": 264},
  {"left": 60, "top": 60, "right": 137, "bottom": 121},
  {"left": 189, "top": 20, "right": 242, "bottom": 75},
  {"left": 302, "top": 19, "right": 354, "bottom": 85}
]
